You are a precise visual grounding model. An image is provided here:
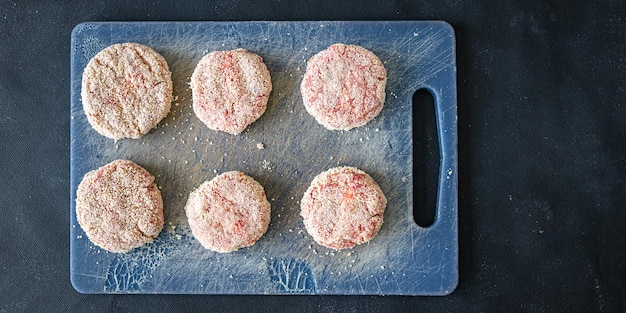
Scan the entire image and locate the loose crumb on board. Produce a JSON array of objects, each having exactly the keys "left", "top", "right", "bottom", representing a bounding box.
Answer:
[
  {"left": 257, "top": 142, "right": 265, "bottom": 150},
  {"left": 261, "top": 160, "right": 273, "bottom": 171}
]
